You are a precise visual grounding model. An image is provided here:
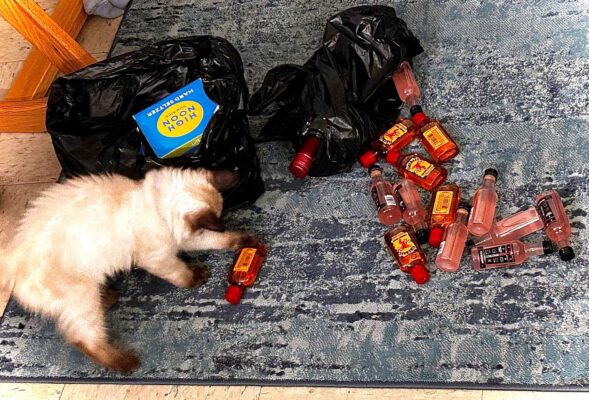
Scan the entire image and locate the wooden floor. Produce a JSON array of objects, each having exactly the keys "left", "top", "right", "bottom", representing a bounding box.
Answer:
[{"left": 0, "top": 3, "right": 587, "bottom": 399}]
